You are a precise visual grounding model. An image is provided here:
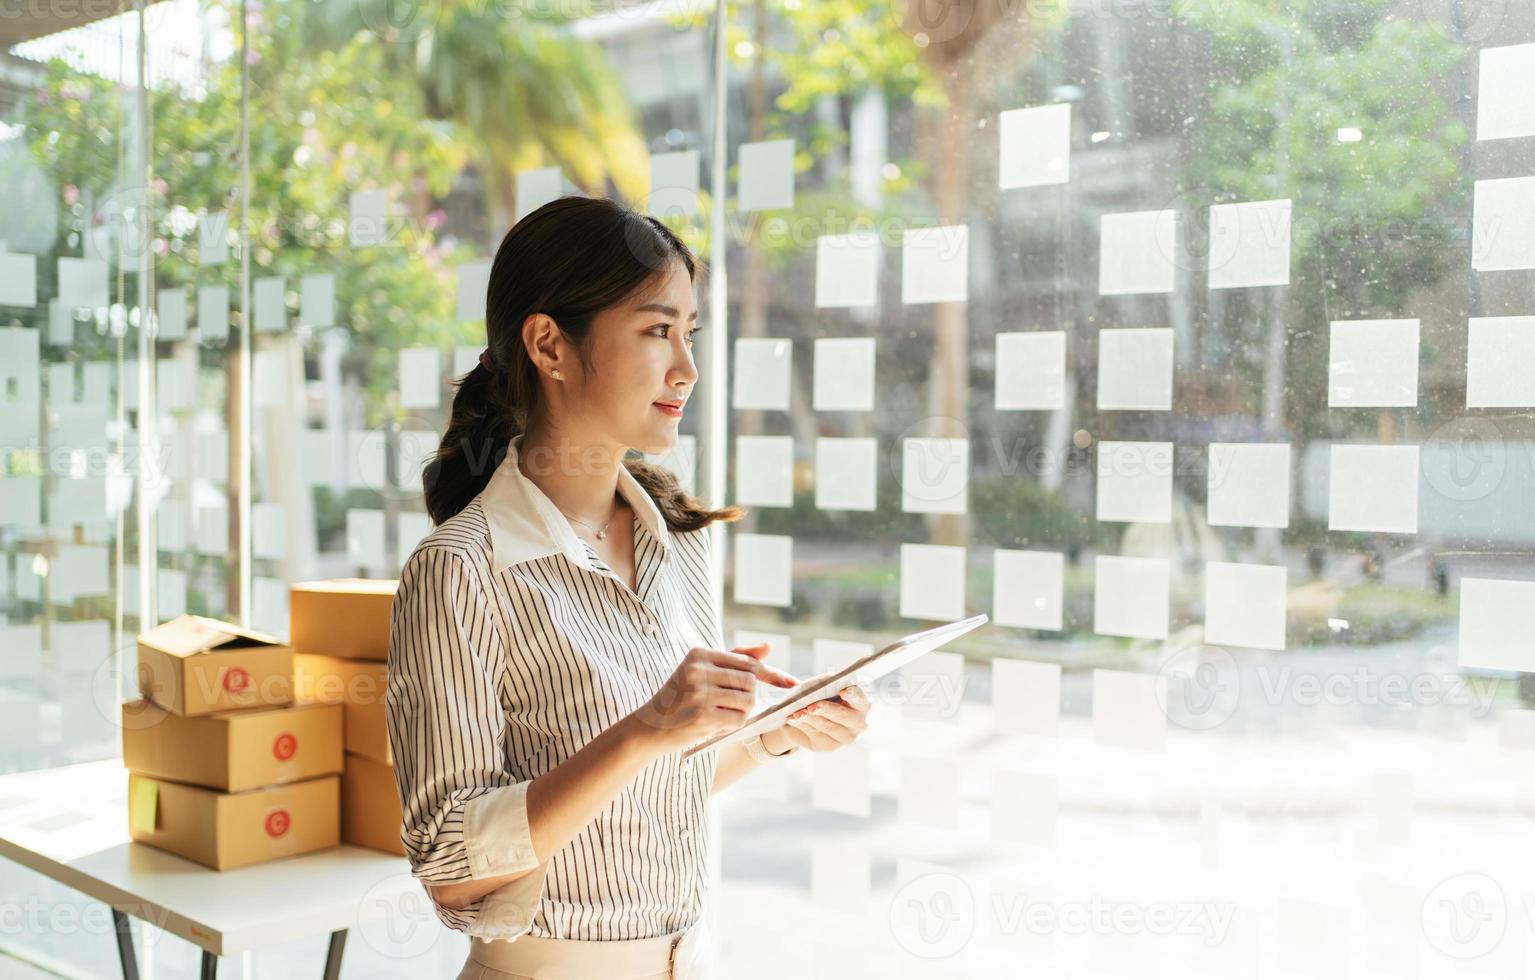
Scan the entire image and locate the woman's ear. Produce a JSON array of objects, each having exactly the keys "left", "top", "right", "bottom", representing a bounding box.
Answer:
[{"left": 522, "top": 312, "right": 564, "bottom": 377}]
